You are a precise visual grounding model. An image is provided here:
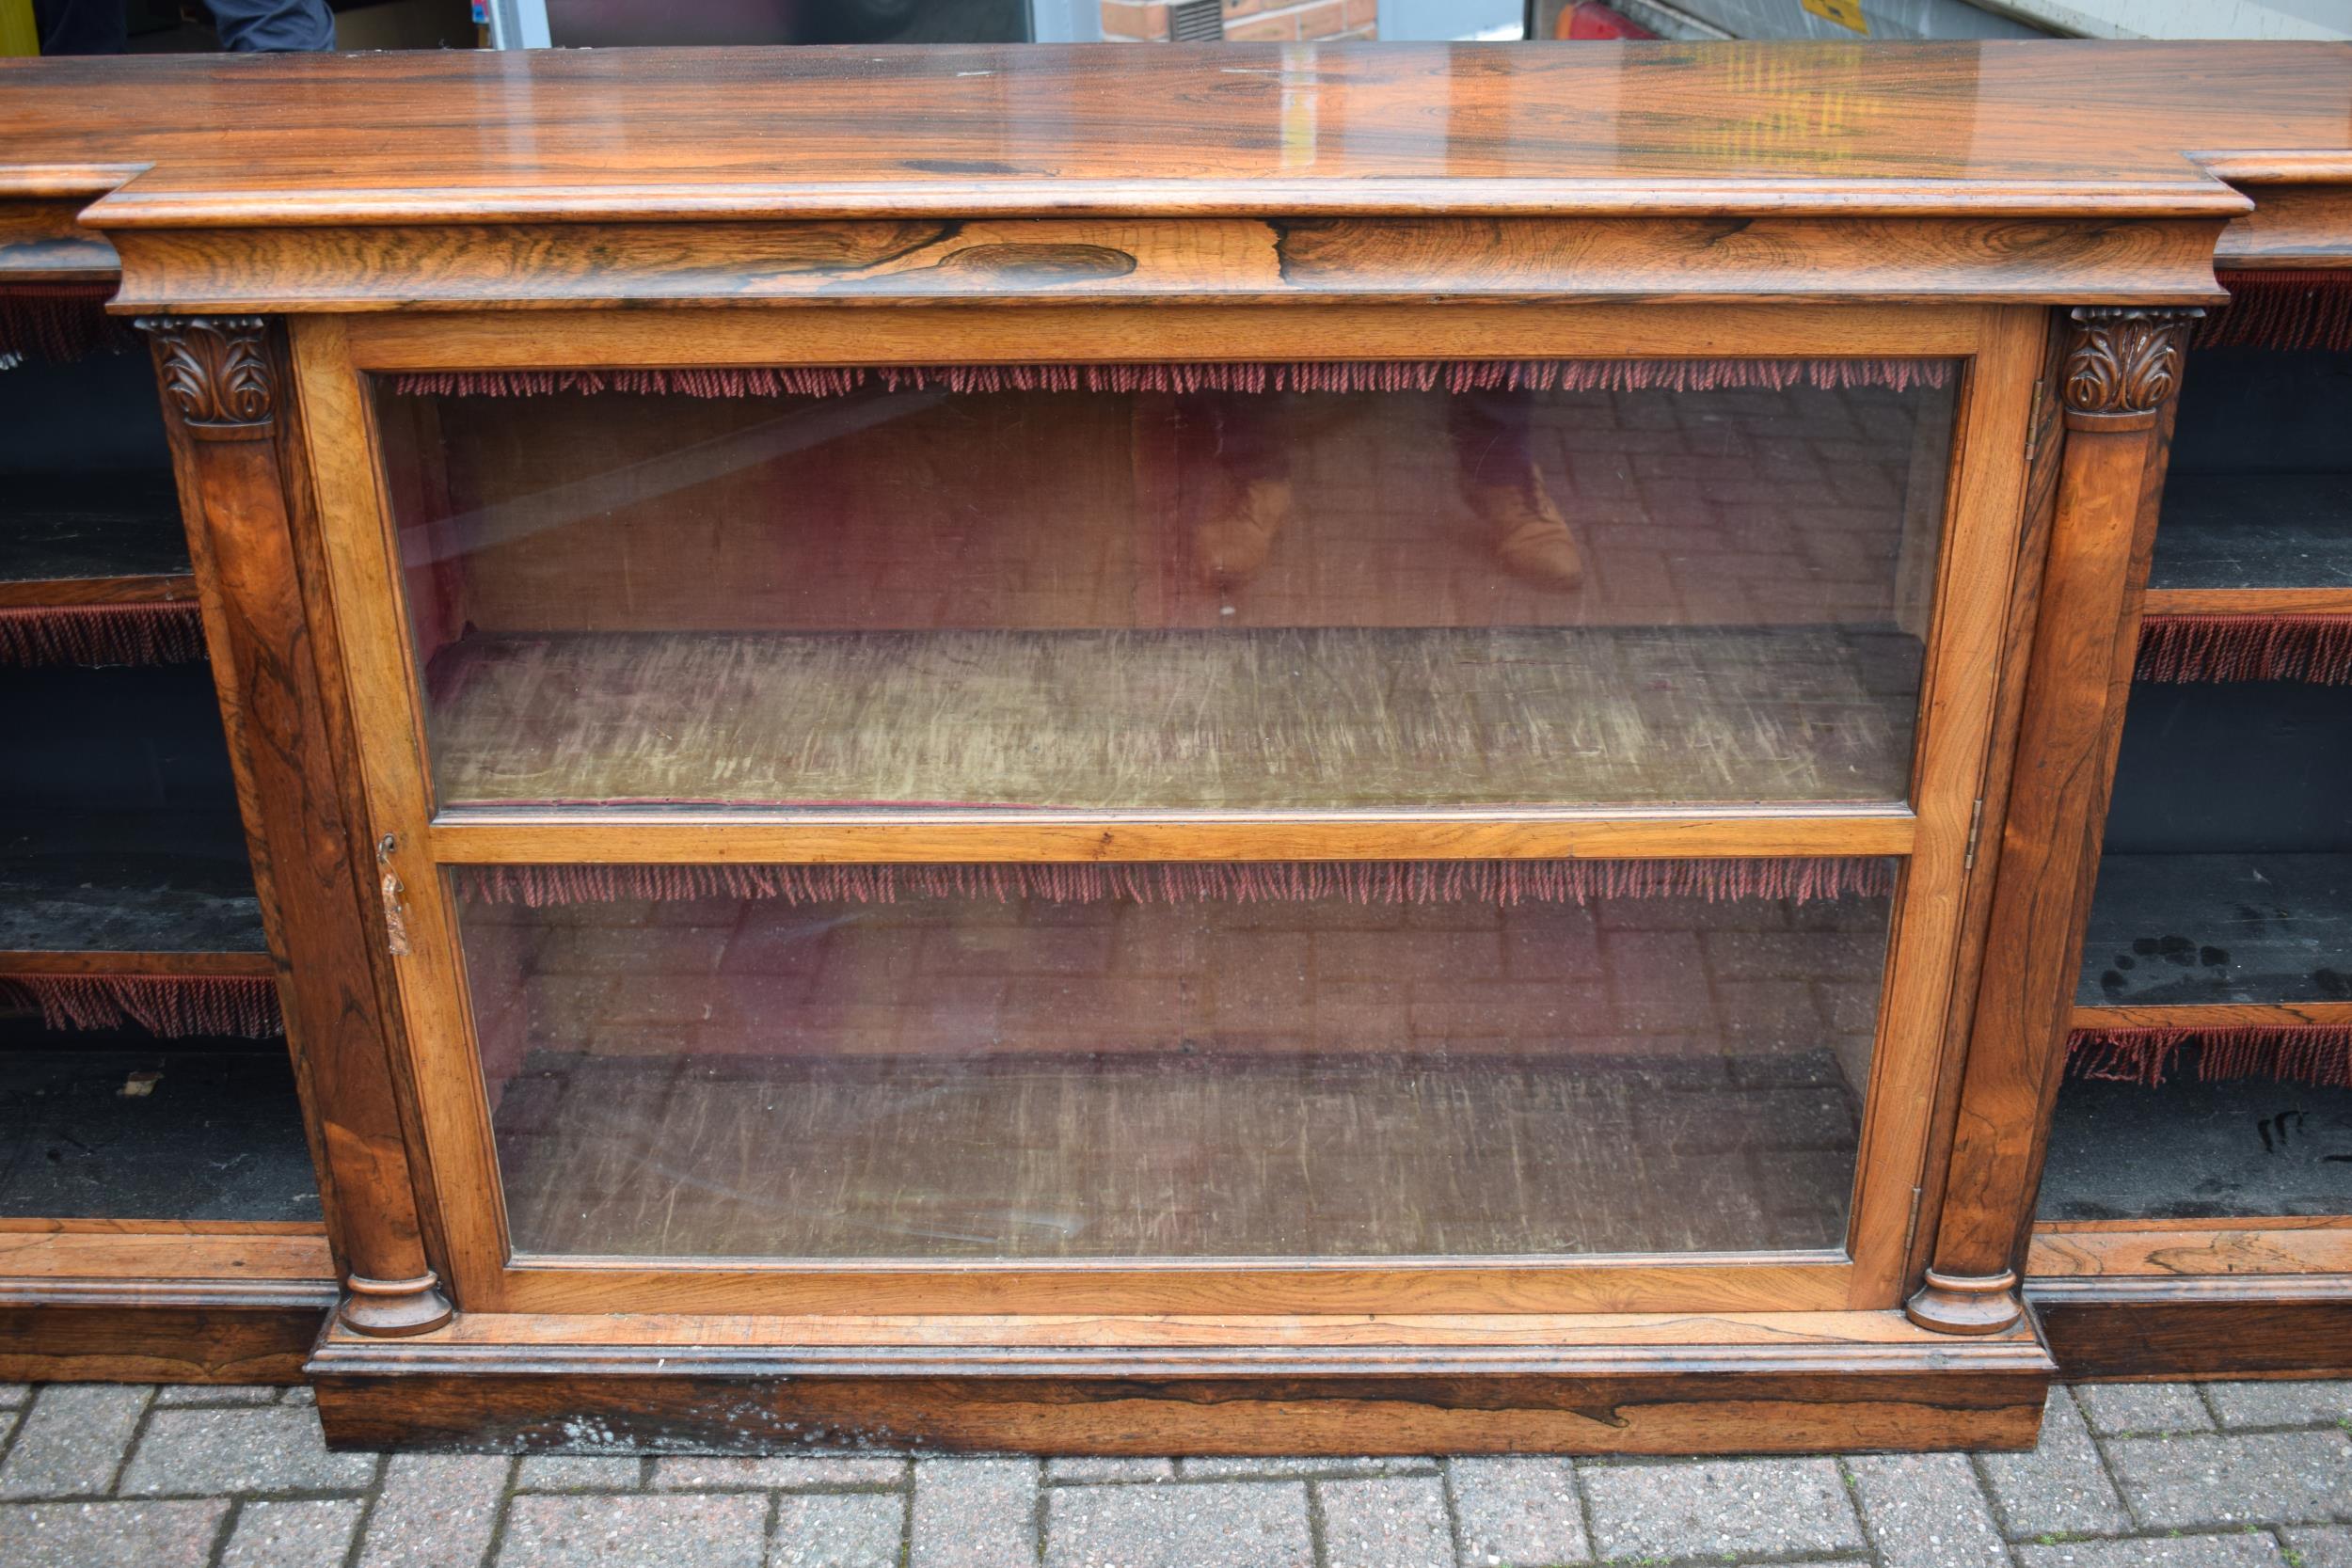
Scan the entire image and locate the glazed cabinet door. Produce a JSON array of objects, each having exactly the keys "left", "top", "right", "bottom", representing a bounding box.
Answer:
[{"left": 293, "top": 302, "right": 2042, "bottom": 1317}]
